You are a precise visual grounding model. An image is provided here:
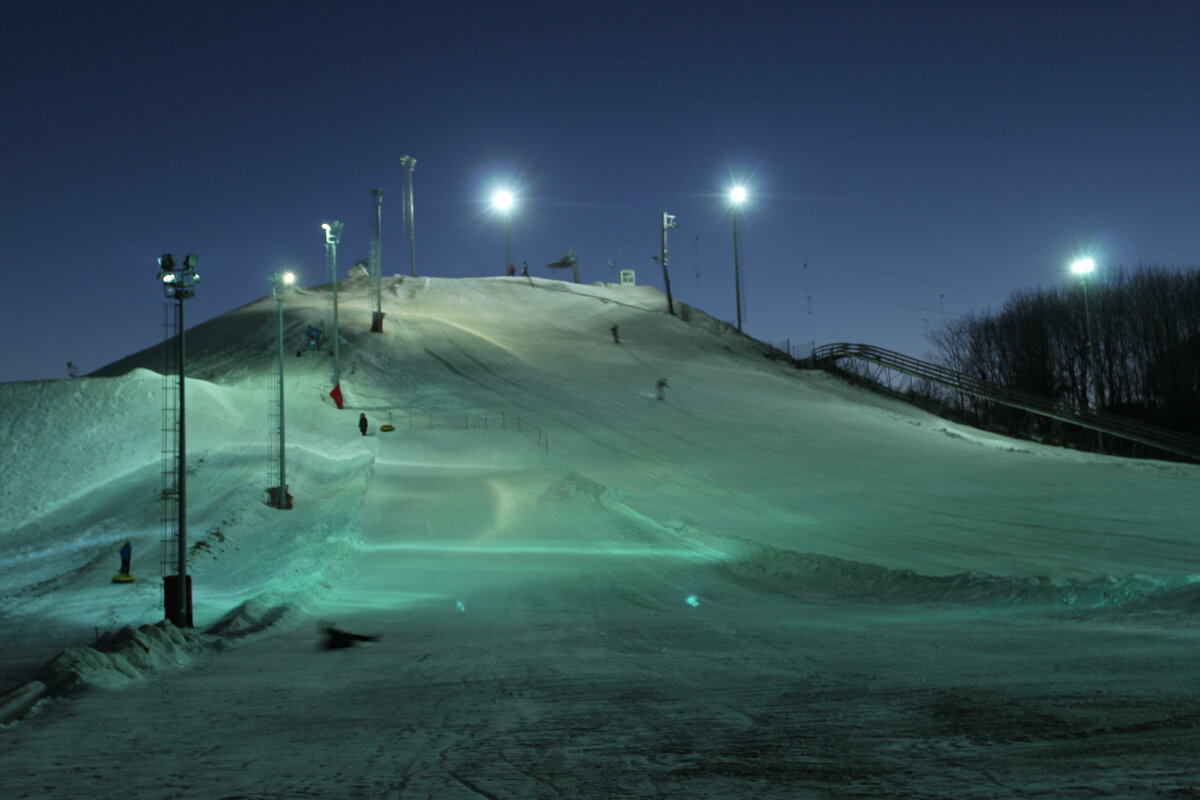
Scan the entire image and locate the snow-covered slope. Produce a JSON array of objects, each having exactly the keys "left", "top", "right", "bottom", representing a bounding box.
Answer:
[{"left": 3, "top": 275, "right": 1199, "bottom": 797}]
